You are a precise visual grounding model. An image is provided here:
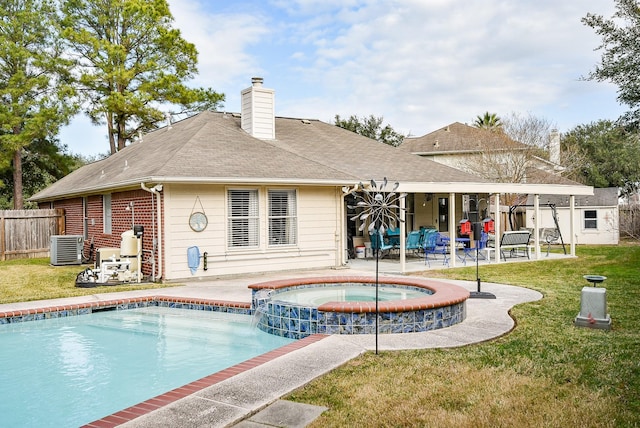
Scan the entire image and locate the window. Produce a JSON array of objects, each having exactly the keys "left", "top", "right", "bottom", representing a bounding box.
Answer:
[
  {"left": 584, "top": 210, "right": 597, "bottom": 229},
  {"left": 268, "top": 190, "right": 297, "bottom": 245},
  {"left": 227, "top": 189, "right": 259, "bottom": 247},
  {"left": 103, "top": 194, "right": 112, "bottom": 234}
]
